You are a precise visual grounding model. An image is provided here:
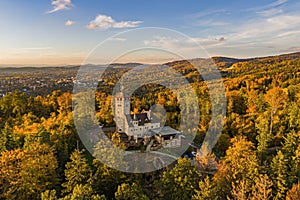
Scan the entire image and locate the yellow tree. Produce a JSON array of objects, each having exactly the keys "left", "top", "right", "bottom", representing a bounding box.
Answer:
[
  {"left": 286, "top": 182, "right": 300, "bottom": 200},
  {"left": 0, "top": 143, "right": 59, "bottom": 200},
  {"left": 250, "top": 174, "right": 273, "bottom": 200},
  {"left": 0, "top": 149, "right": 24, "bottom": 199},
  {"left": 264, "top": 87, "right": 288, "bottom": 136},
  {"left": 213, "top": 136, "right": 259, "bottom": 199},
  {"left": 115, "top": 183, "right": 149, "bottom": 200}
]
